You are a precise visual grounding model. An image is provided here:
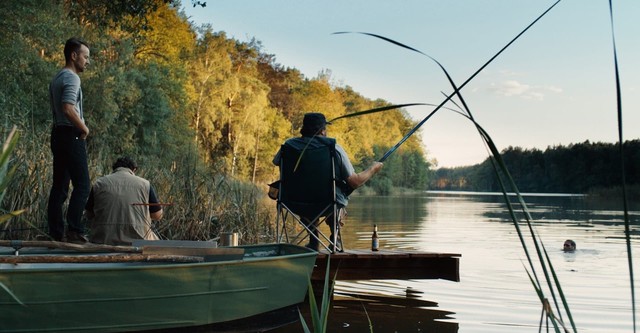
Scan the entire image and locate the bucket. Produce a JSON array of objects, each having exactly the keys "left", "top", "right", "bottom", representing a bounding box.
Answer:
[{"left": 220, "top": 232, "right": 239, "bottom": 247}]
